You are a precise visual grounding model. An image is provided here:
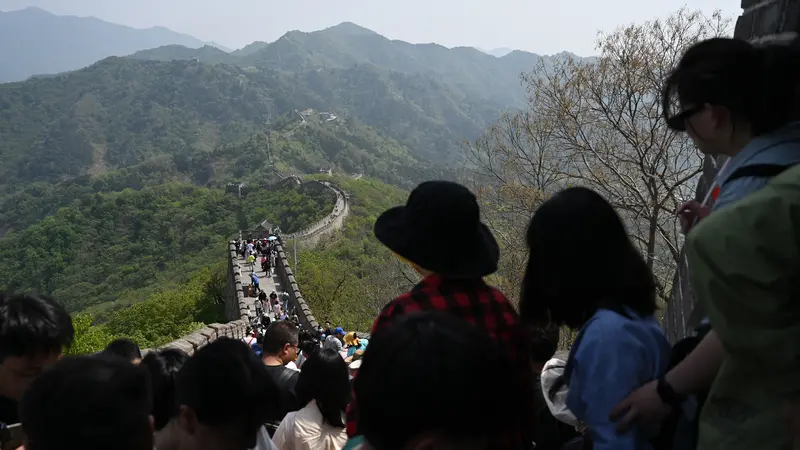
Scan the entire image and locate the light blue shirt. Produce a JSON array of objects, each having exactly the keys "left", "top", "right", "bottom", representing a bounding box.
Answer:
[
  {"left": 699, "top": 122, "right": 800, "bottom": 327},
  {"left": 566, "top": 308, "right": 671, "bottom": 450},
  {"left": 714, "top": 121, "right": 800, "bottom": 210}
]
